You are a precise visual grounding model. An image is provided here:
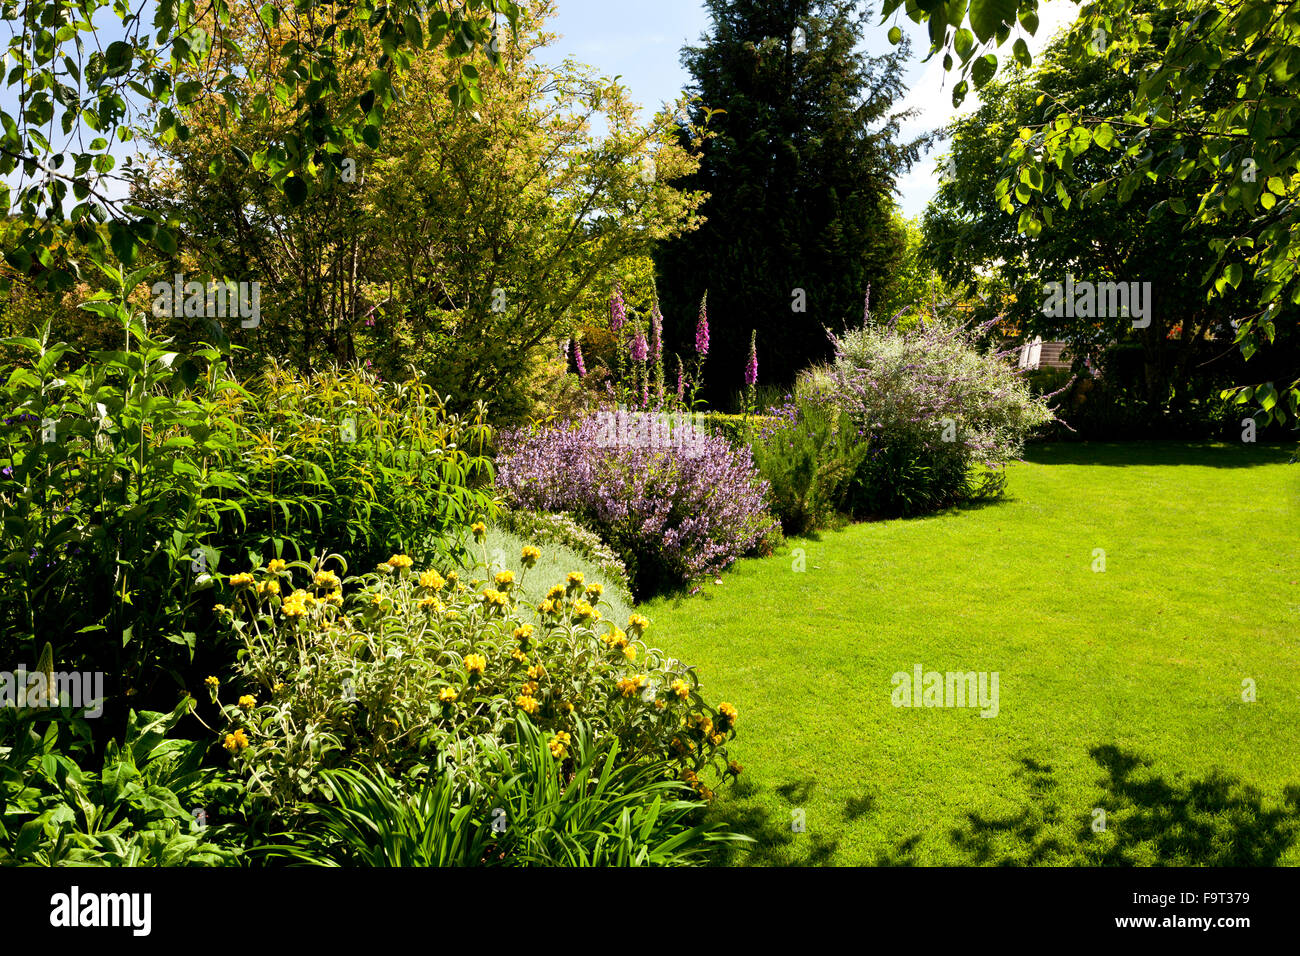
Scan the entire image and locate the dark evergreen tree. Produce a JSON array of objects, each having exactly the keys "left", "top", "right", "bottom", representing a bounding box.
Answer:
[{"left": 655, "top": 0, "right": 926, "bottom": 403}]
